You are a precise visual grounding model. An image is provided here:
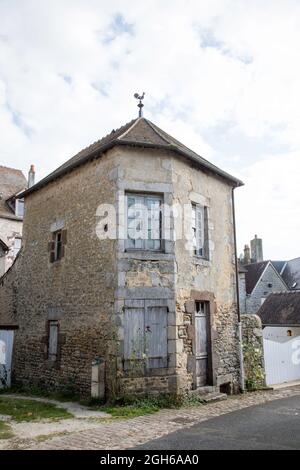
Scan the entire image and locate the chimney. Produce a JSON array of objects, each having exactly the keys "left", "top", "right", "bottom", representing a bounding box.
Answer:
[
  {"left": 28, "top": 164, "right": 35, "bottom": 188},
  {"left": 243, "top": 245, "right": 251, "bottom": 265},
  {"left": 250, "top": 234, "right": 263, "bottom": 263}
]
